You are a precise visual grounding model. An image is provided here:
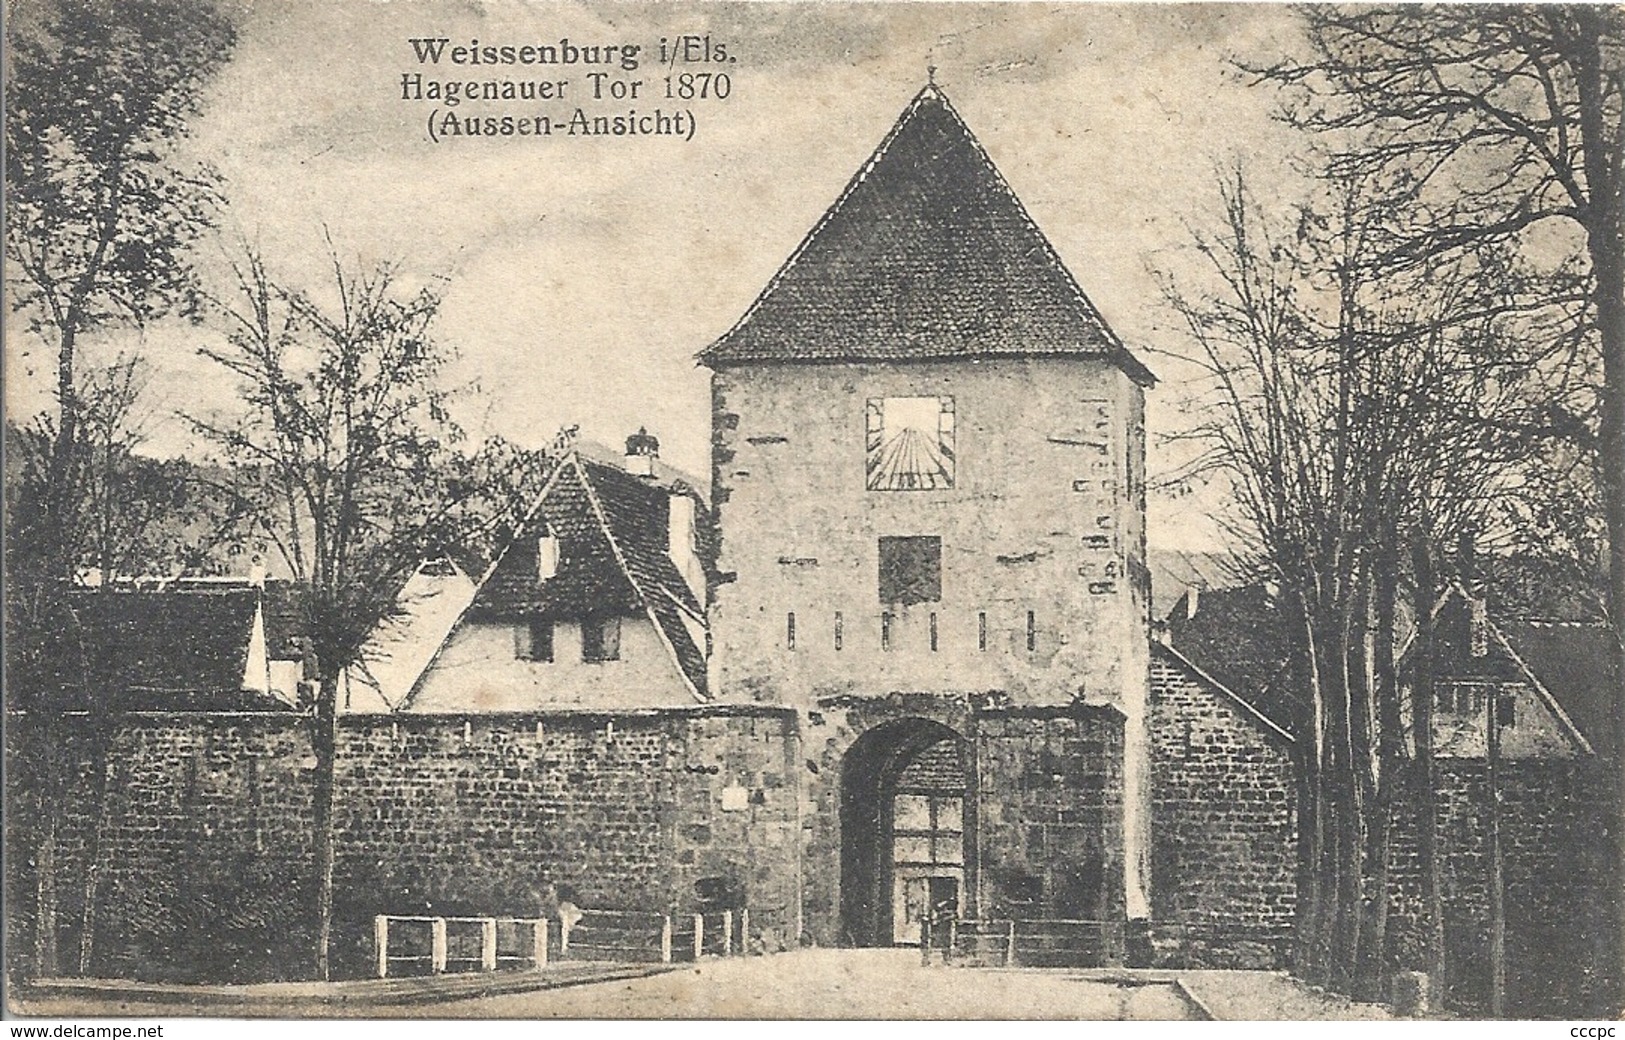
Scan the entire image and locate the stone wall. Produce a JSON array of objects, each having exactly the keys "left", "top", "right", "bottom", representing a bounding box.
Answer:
[
  {"left": 328, "top": 707, "right": 801, "bottom": 976},
  {"left": 974, "top": 707, "right": 1126, "bottom": 930},
  {"left": 20, "top": 714, "right": 319, "bottom": 983},
  {"left": 24, "top": 705, "right": 800, "bottom": 982},
  {"left": 1387, "top": 758, "right": 1612, "bottom": 1017},
  {"left": 1147, "top": 647, "right": 1297, "bottom": 968}
]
